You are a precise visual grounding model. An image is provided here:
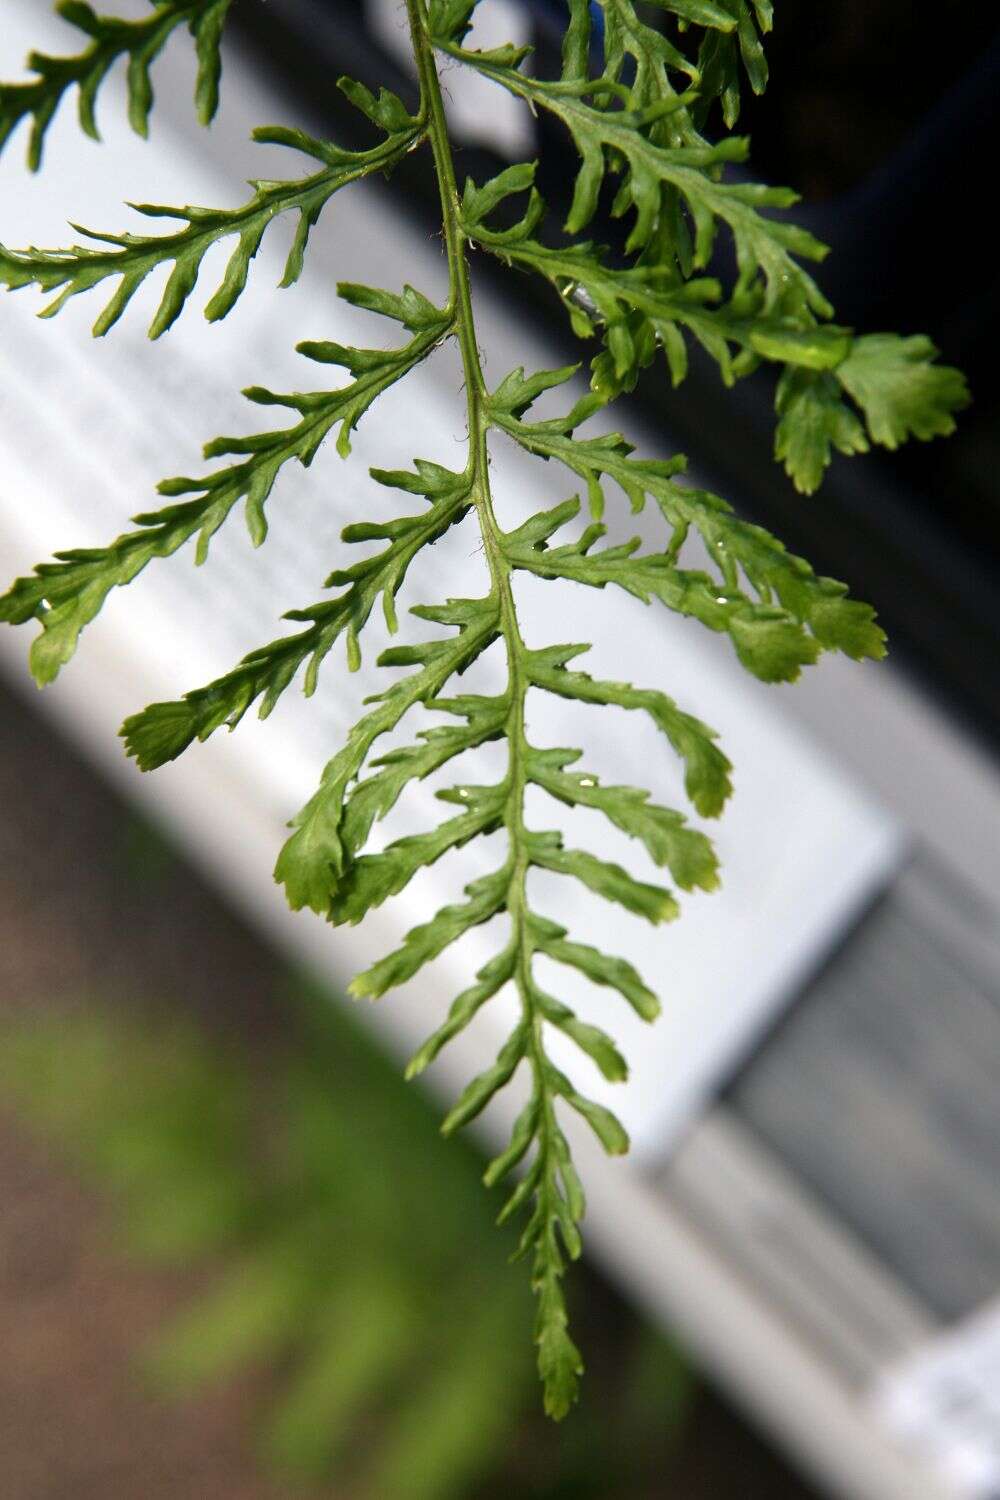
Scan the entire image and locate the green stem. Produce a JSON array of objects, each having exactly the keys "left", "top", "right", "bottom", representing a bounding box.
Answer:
[
  {"left": 407, "top": 13, "right": 584, "bottom": 1418},
  {"left": 405, "top": 0, "right": 556, "bottom": 1218}
]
